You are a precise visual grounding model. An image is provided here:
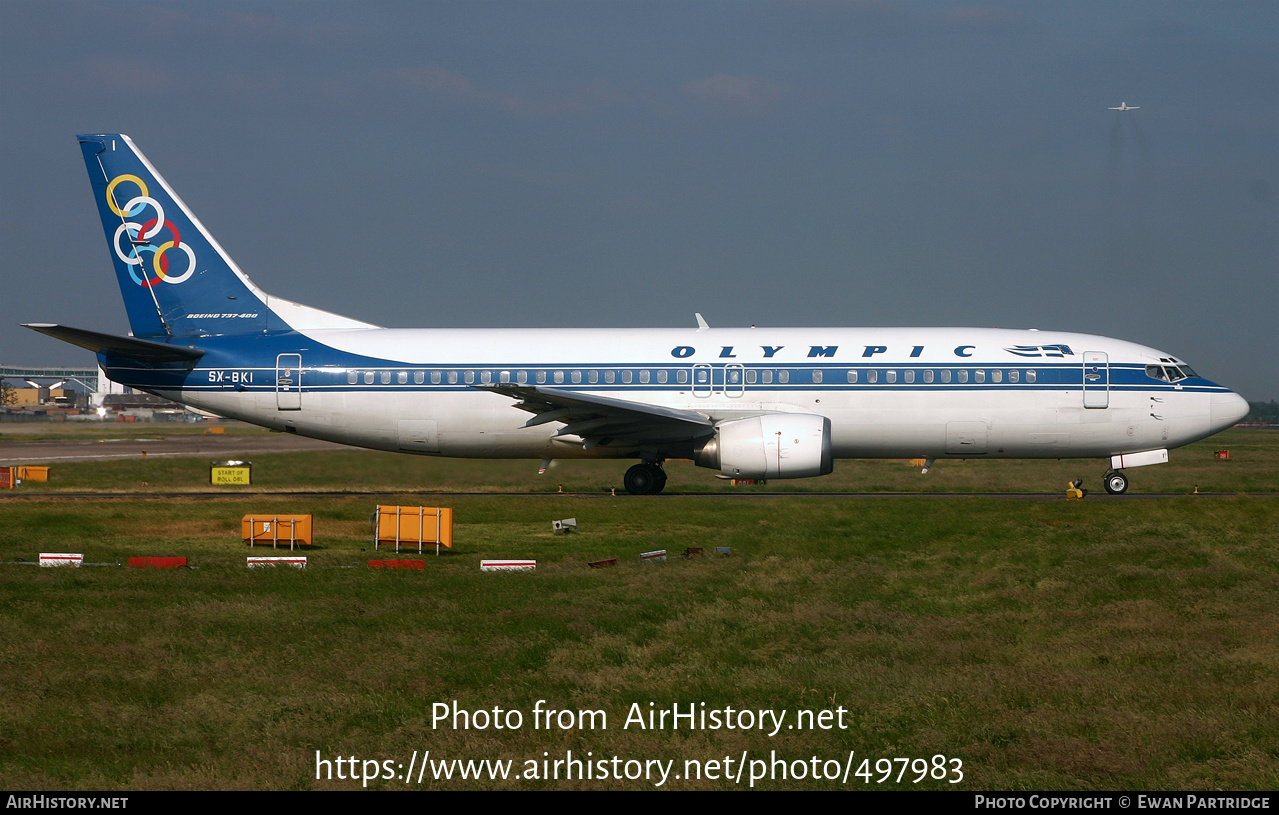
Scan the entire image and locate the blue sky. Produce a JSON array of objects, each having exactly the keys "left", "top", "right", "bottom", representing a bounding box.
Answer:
[{"left": 2, "top": 1, "right": 1275, "bottom": 397}]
